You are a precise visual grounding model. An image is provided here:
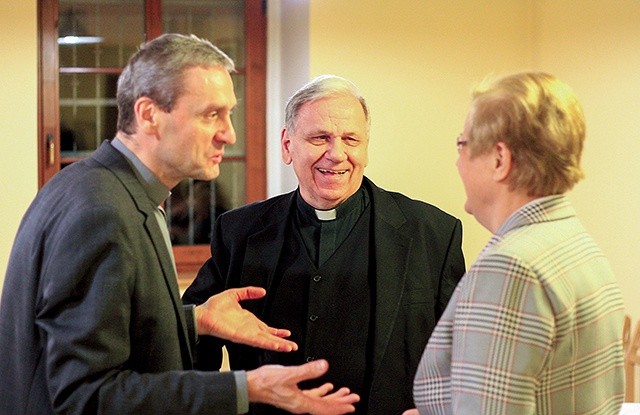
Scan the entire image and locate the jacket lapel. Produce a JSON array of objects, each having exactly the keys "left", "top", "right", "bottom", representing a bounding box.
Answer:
[
  {"left": 242, "top": 193, "right": 296, "bottom": 292},
  {"left": 93, "top": 141, "right": 193, "bottom": 367},
  {"left": 234, "top": 180, "right": 414, "bottom": 377},
  {"left": 365, "top": 179, "right": 413, "bottom": 377}
]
